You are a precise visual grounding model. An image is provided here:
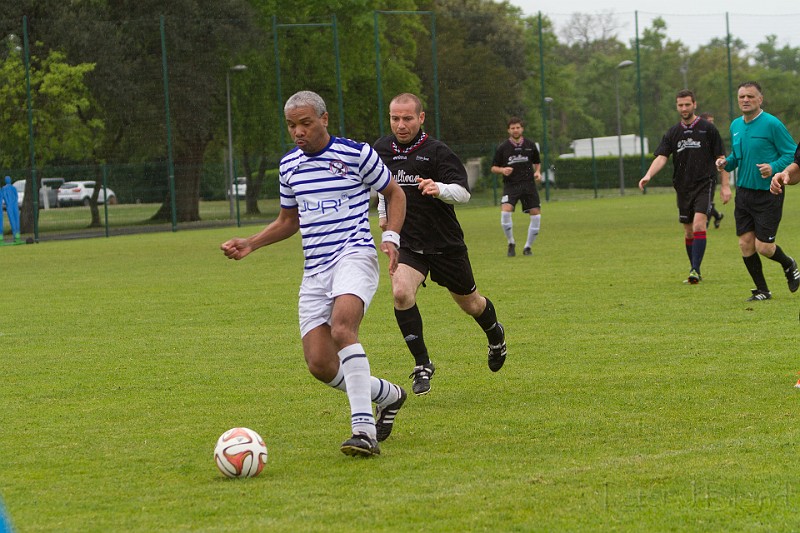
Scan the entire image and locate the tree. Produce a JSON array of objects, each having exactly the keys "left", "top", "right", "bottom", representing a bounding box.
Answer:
[{"left": 0, "top": 41, "right": 102, "bottom": 232}]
